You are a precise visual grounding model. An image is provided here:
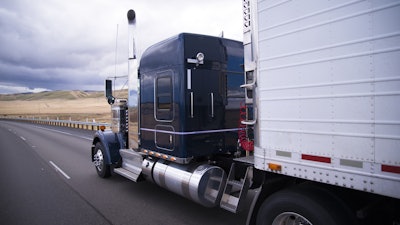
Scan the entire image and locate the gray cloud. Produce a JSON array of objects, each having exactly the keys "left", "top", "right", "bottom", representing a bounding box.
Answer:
[{"left": 0, "top": 0, "right": 242, "bottom": 94}]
